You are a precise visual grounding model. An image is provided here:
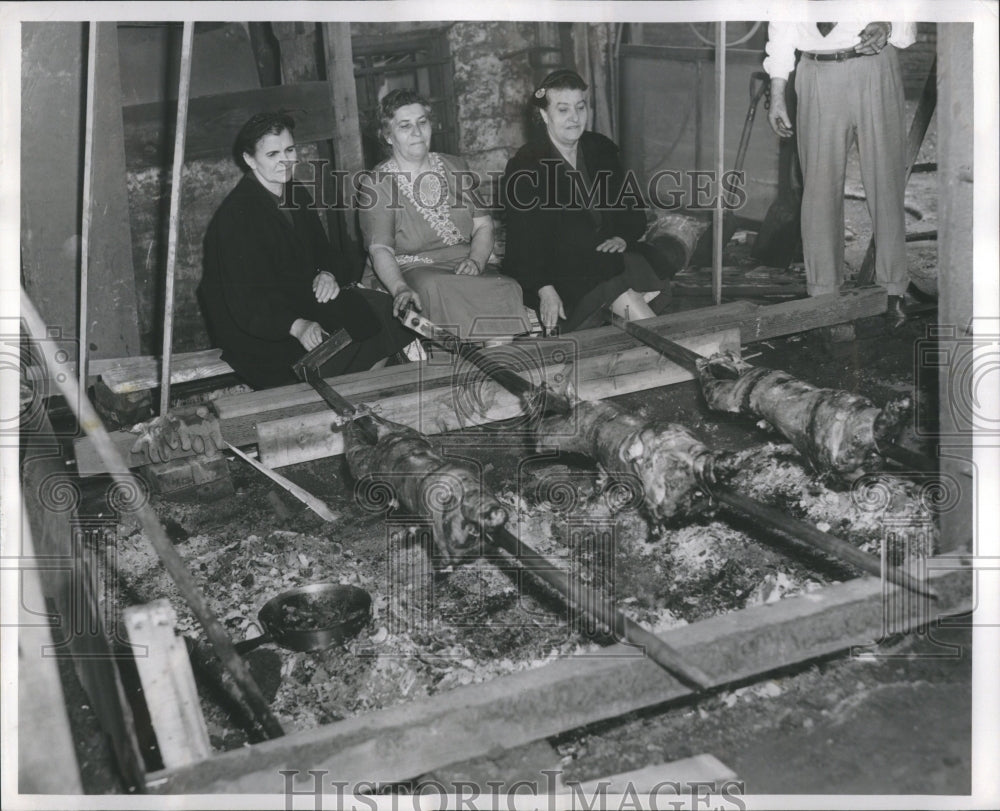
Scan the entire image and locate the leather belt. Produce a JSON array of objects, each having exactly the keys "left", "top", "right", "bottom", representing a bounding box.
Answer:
[{"left": 800, "top": 48, "right": 867, "bottom": 62}]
